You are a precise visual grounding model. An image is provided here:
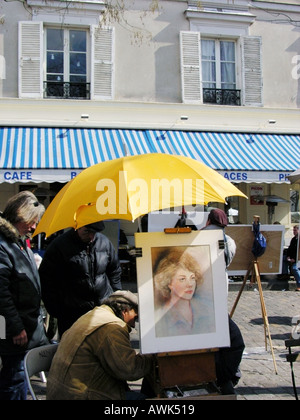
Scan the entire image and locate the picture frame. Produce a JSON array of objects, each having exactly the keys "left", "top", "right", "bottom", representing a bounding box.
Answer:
[
  {"left": 135, "top": 230, "right": 230, "bottom": 354},
  {"left": 226, "top": 224, "right": 285, "bottom": 276}
]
